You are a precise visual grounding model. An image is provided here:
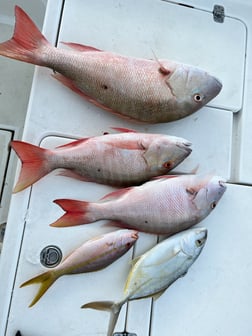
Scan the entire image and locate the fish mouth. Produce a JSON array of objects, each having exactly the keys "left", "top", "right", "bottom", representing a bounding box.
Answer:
[
  {"left": 131, "top": 231, "right": 139, "bottom": 240},
  {"left": 210, "top": 176, "right": 227, "bottom": 188},
  {"left": 214, "top": 177, "right": 227, "bottom": 193},
  {"left": 211, "top": 75, "right": 223, "bottom": 96},
  {"left": 202, "top": 74, "right": 222, "bottom": 102},
  {"left": 177, "top": 141, "right": 192, "bottom": 155},
  {"left": 213, "top": 76, "right": 223, "bottom": 89},
  {"left": 195, "top": 227, "right": 208, "bottom": 246},
  {"left": 219, "top": 179, "right": 226, "bottom": 188}
]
